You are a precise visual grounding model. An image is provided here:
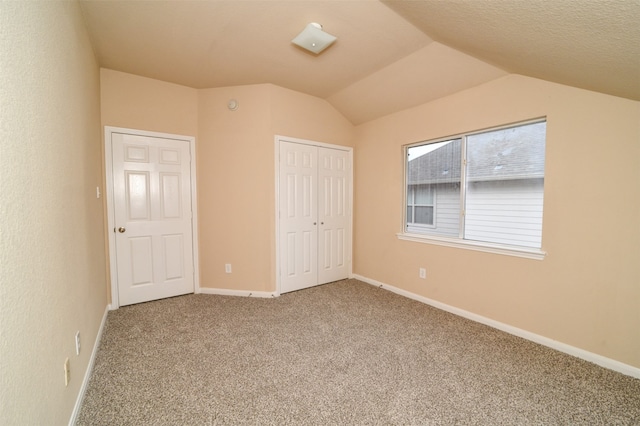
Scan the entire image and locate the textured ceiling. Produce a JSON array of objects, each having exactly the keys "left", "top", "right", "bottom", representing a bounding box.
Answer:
[
  {"left": 383, "top": 0, "right": 640, "bottom": 103},
  {"left": 79, "top": 0, "right": 640, "bottom": 124}
]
